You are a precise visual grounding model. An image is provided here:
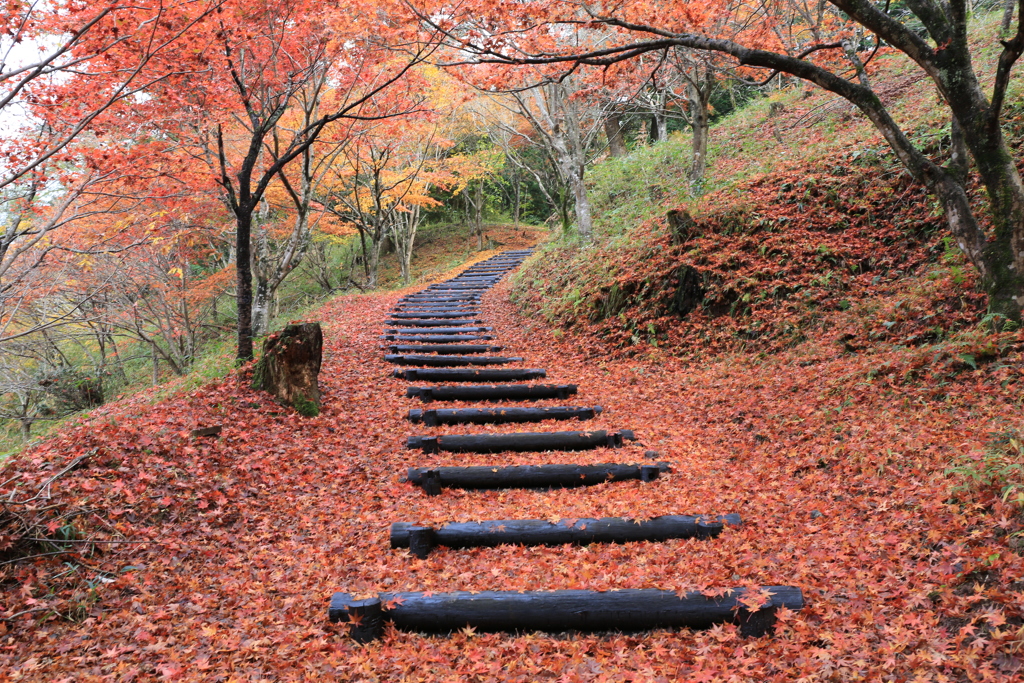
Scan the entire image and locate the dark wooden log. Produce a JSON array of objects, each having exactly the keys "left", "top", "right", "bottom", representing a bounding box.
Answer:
[
  {"left": 406, "top": 429, "right": 635, "bottom": 453},
  {"left": 407, "top": 405, "right": 602, "bottom": 426},
  {"left": 383, "top": 335, "right": 496, "bottom": 342},
  {"left": 402, "top": 294, "right": 481, "bottom": 301},
  {"left": 393, "top": 309, "right": 480, "bottom": 315},
  {"left": 329, "top": 586, "right": 804, "bottom": 639},
  {"left": 406, "top": 462, "right": 670, "bottom": 491},
  {"left": 383, "top": 326, "right": 493, "bottom": 334},
  {"left": 395, "top": 307, "right": 483, "bottom": 313},
  {"left": 386, "top": 319, "right": 485, "bottom": 326},
  {"left": 386, "top": 355, "right": 523, "bottom": 367},
  {"left": 393, "top": 307, "right": 480, "bottom": 313},
  {"left": 387, "top": 344, "right": 504, "bottom": 354},
  {"left": 391, "top": 514, "right": 740, "bottom": 554},
  {"left": 251, "top": 322, "right": 322, "bottom": 416},
  {"left": 390, "top": 312, "right": 479, "bottom": 319},
  {"left": 406, "top": 384, "right": 577, "bottom": 402},
  {"left": 395, "top": 368, "right": 545, "bottom": 382},
  {"left": 191, "top": 425, "right": 223, "bottom": 438},
  {"left": 426, "top": 288, "right": 489, "bottom": 293},
  {"left": 397, "top": 303, "right": 481, "bottom": 309}
]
